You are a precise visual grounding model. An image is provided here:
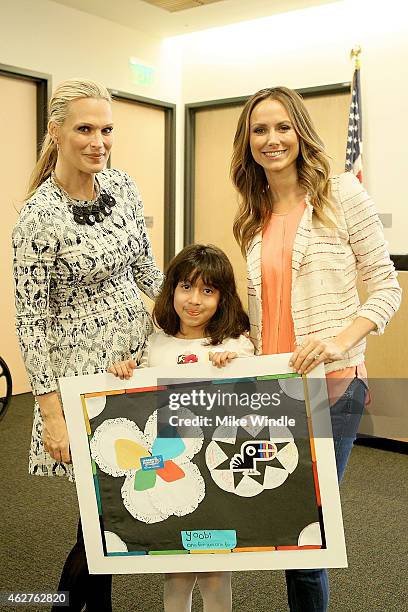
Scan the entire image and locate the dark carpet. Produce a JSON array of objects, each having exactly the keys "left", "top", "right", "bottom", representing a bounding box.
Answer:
[{"left": 0, "top": 394, "right": 407, "bottom": 612}]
